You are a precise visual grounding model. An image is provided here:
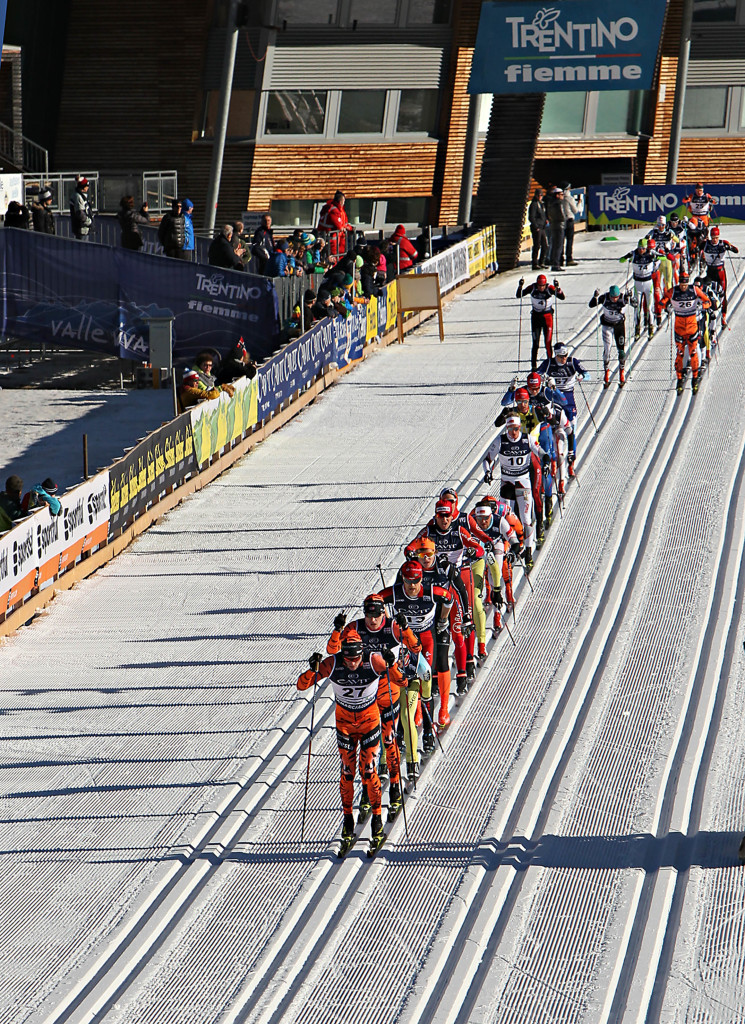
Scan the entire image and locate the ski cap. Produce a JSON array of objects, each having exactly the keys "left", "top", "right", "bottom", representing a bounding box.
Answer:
[
  {"left": 536, "top": 273, "right": 547, "bottom": 287},
  {"left": 657, "top": 215, "right": 666, "bottom": 228},
  {"left": 439, "top": 486, "right": 458, "bottom": 506},
  {"left": 505, "top": 414, "right": 522, "bottom": 432},
  {"left": 554, "top": 343, "right": 569, "bottom": 357},
  {"left": 363, "top": 593, "right": 385, "bottom": 615},
  {"left": 514, "top": 387, "right": 530, "bottom": 402},
  {"left": 435, "top": 500, "right": 454, "bottom": 517},
  {"left": 679, "top": 272, "right": 690, "bottom": 284},
  {"left": 637, "top": 238, "right": 648, "bottom": 249},
  {"left": 669, "top": 212, "right": 680, "bottom": 222},
  {"left": 474, "top": 504, "right": 493, "bottom": 517},
  {"left": 527, "top": 371, "right": 542, "bottom": 393},
  {"left": 695, "top": 181, "right": 704, "bottom": 189},
  {"left": 340, "top": 630, "right": 364, "bottom": 659},
  {"left": 710, "top": 226, "right": 720, "bottom": 237},
  {"left": 401, "top": 560, "right": 423, "bottom": 582},
  {"left": 183, "top": 368, "right": 200, "bottom": 382},
  {"left": 609, "top": 285, "right": 620, "bottom": 297}
]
